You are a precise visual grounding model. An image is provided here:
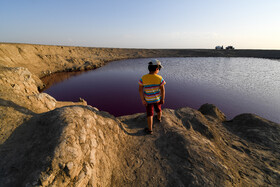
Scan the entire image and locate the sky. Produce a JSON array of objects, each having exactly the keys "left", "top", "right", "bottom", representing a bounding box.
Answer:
[{"left": 0, "top": 0, "right": 280, "bottom": 49}]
